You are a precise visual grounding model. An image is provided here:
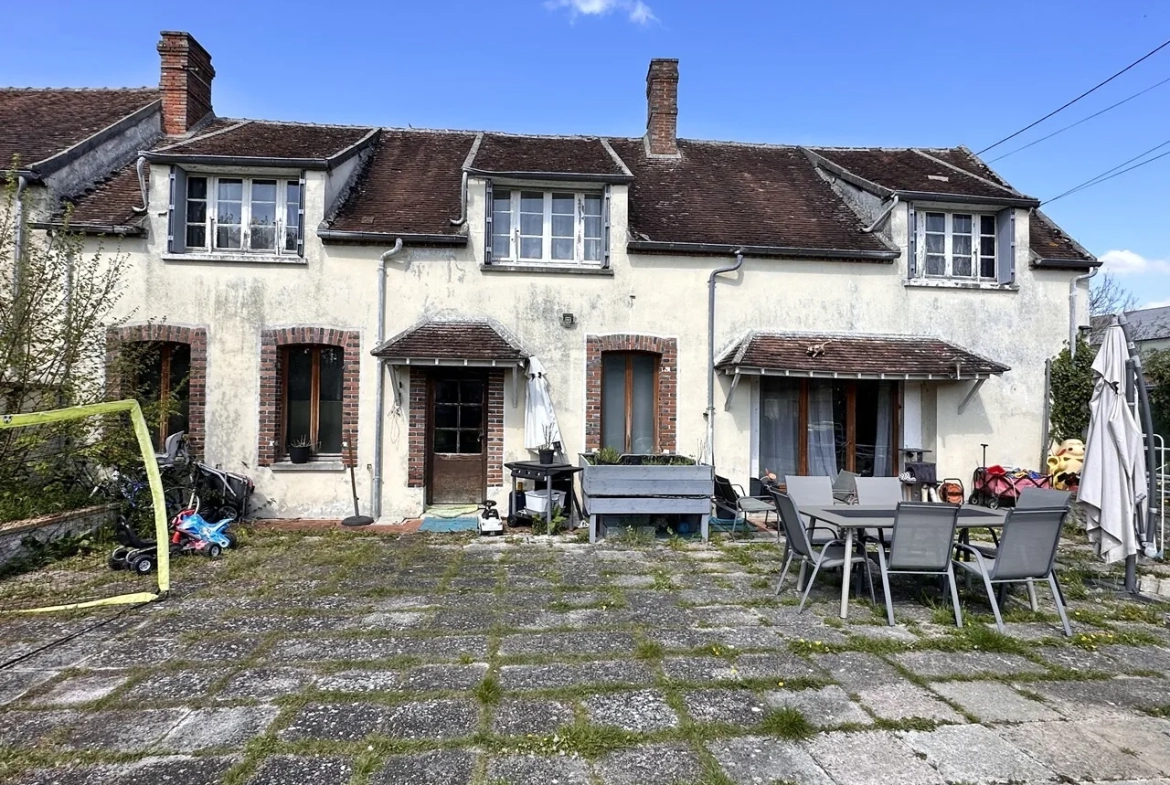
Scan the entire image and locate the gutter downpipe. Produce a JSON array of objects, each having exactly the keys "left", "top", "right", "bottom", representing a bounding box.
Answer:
[
  {"left": 706, "top": 248, "right": 745, "bottom": 466},
  {"left": 1069, "top": 266, "right": 1098, "bottom": 358},
  {"left": 372, "top": 238, "right": 404, "bottom": 519},
  {"left": 132, "top": 156, "right": 148, "bottom": 214},
  {"left": 449, "top": 172, "right": 468, "bottom": 226},
  {"left": 862, "top": 194, "right": 899, "bottom": 233},
  {"left": 13, "top": 175, "right": 28, "bottom": 296}
]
